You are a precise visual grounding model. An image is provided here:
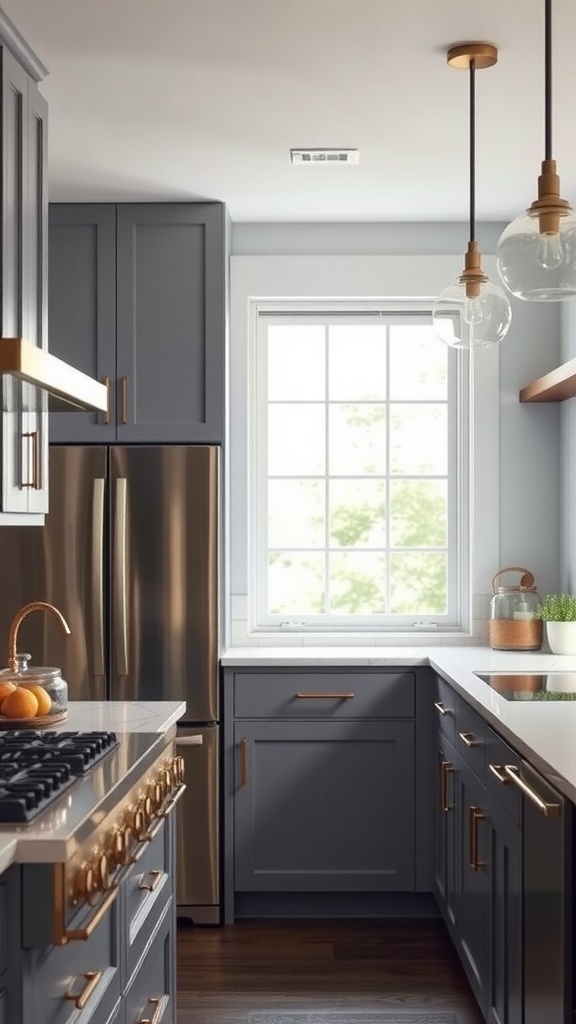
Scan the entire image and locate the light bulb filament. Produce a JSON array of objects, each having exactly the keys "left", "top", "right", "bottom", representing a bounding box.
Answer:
[{"left": 536, "top": 232, "right": 563, "bottom": 269}]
